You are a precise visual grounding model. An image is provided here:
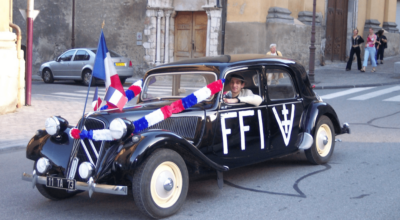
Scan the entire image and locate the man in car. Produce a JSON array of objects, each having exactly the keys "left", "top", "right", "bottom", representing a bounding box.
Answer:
[{"left": 223, "top": 74, "right": 262, "bottom": 106}]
